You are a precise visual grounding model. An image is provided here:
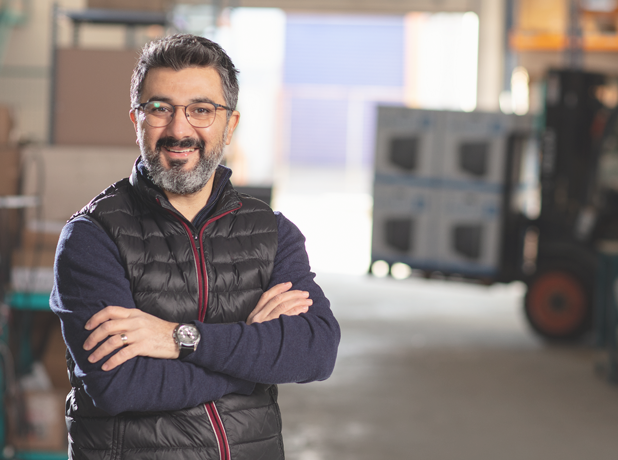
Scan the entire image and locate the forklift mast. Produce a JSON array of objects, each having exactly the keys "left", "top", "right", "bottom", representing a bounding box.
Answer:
[
  {"left": 522, "top": 69, "right": 608, "bottom": 340},
  {"left": 540, "top": 69, "right": 605, "bottom": 241}
]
